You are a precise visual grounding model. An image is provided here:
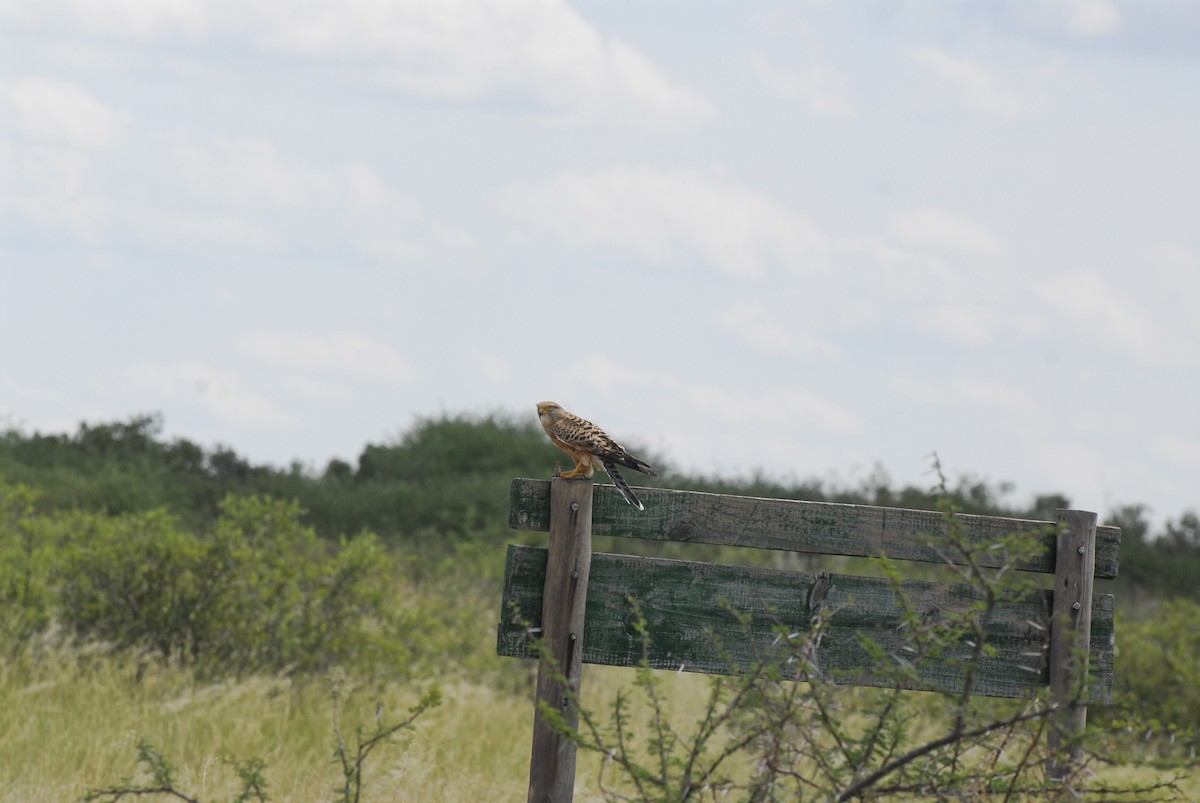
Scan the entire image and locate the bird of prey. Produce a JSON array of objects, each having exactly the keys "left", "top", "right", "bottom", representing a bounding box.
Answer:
[{"left": 536, "top": 401, "right": 657, "bottom": 510}]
